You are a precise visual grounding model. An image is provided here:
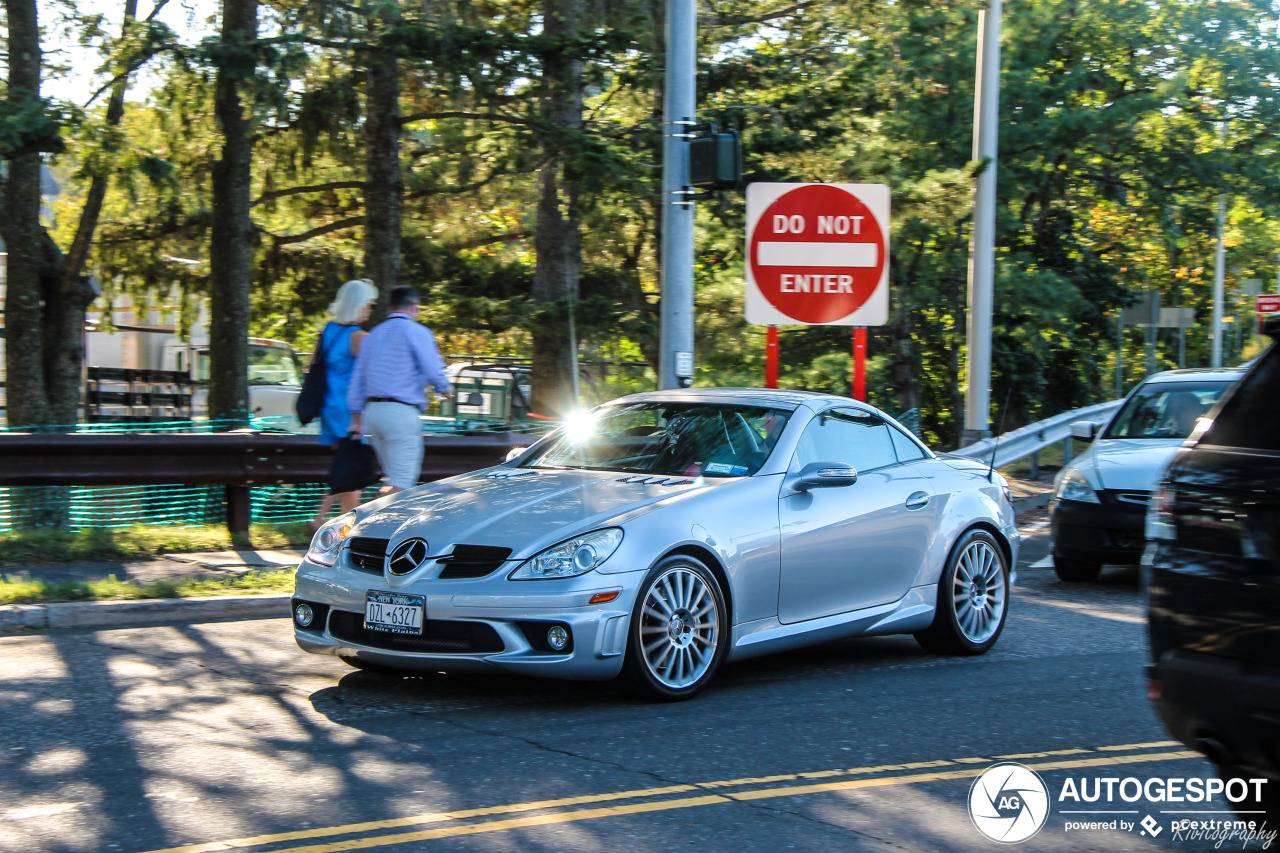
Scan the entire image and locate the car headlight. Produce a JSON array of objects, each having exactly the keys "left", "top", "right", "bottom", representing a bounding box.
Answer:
[
  {"left": 509, "top": 528, "right": 623, "bottom": 580},
  {"left": 1054, "top": 468, "right": 1099, "bottom": 504},
  {"left": 306, "top": 512, "right": 356, "bottom": 567}
]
